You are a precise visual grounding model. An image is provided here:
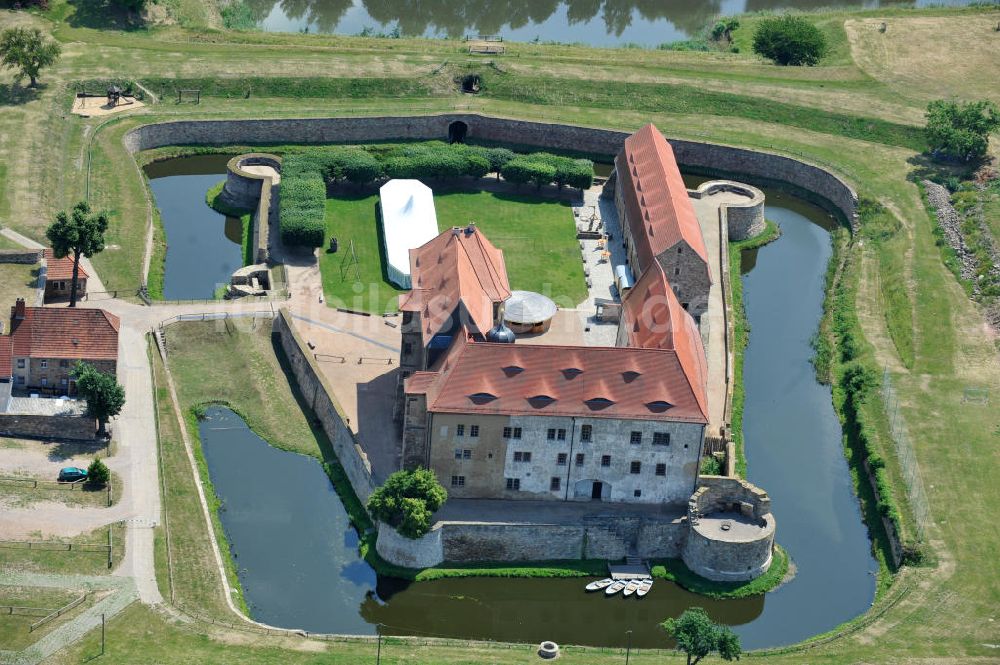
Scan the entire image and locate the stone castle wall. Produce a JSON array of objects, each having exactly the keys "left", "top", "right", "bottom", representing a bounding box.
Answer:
[
  {"left": 271, "top": 309, "right": 376, "bottom": 503},
  {"left": 221, "top": 153, "right": 281, "bottom": 264},
  {"left": 0, "top": 249, "right": 43, "bottom": 264},
  {"left": 688, "top": 180, "right": 766, "bottom": 241},
  {"left": 122, "top": 113, "right": 857, "bottom": 226}
]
